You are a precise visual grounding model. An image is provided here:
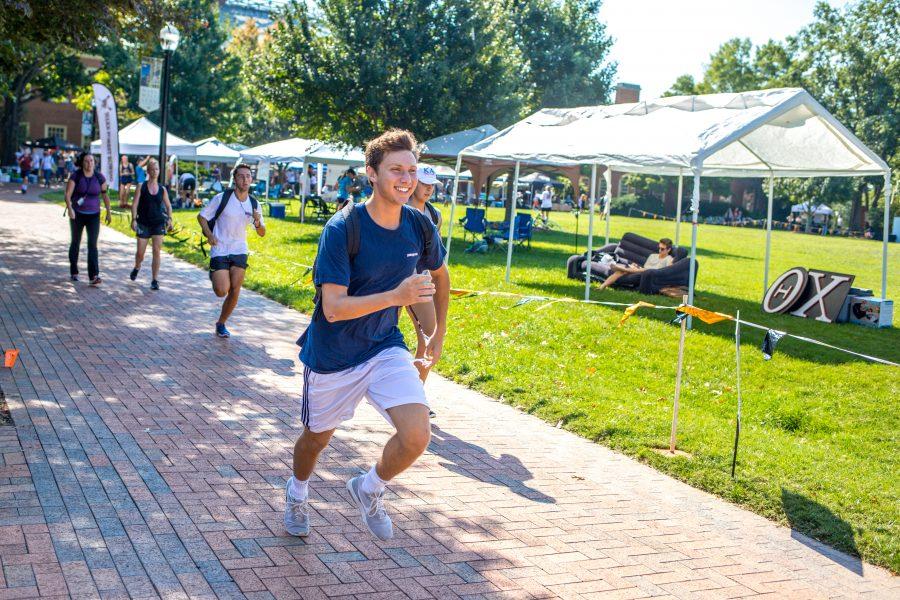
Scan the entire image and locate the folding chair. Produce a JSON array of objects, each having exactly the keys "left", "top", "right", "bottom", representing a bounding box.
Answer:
[{"left": 460, "top": 207, "right": 487, "bottom": 243}]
